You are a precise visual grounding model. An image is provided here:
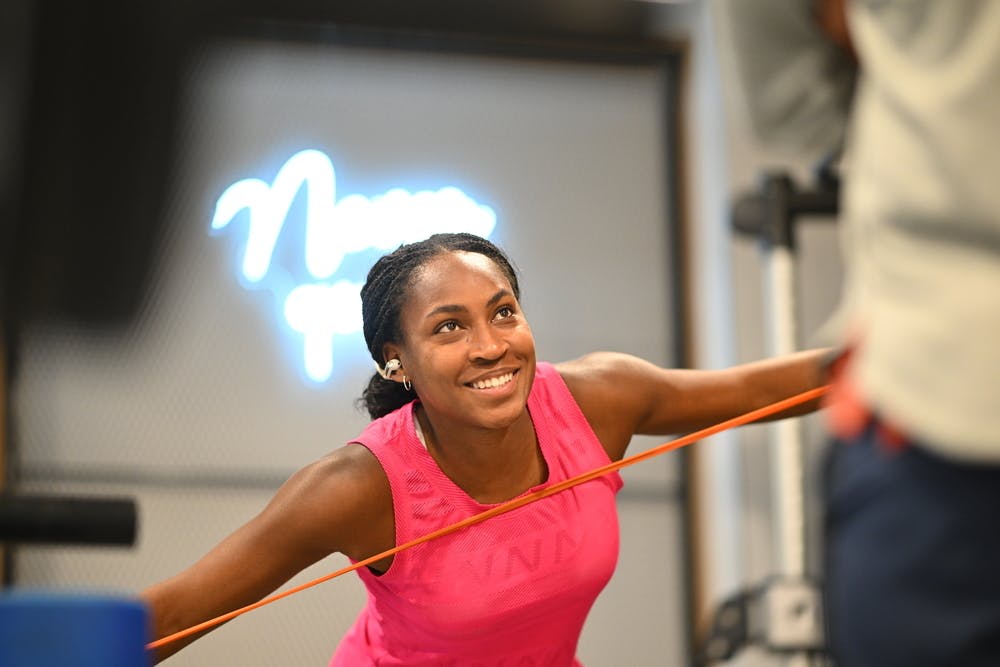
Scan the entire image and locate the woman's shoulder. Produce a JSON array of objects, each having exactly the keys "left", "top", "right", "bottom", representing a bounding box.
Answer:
[
  {"left": 278, "top": 443, "right": 392, "bottom": 560},
  {"left": 554, "top": 351, "right": 647, "bottom": 390},
  {"left": 290, "top": 444, "right": 389, "bottom": 515},
  {"left": 551, "top": 353, "right": 654, "bottom": 459}
]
